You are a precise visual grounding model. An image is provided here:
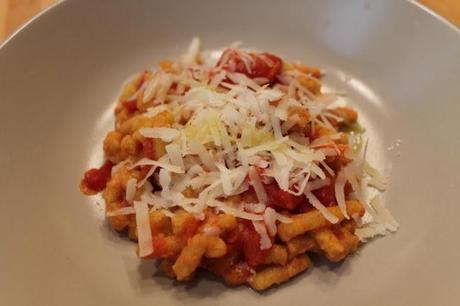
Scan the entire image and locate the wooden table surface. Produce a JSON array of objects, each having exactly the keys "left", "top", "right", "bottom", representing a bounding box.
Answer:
[{"left": 1, "top": 0, "right": 459, "bottom": 44}]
